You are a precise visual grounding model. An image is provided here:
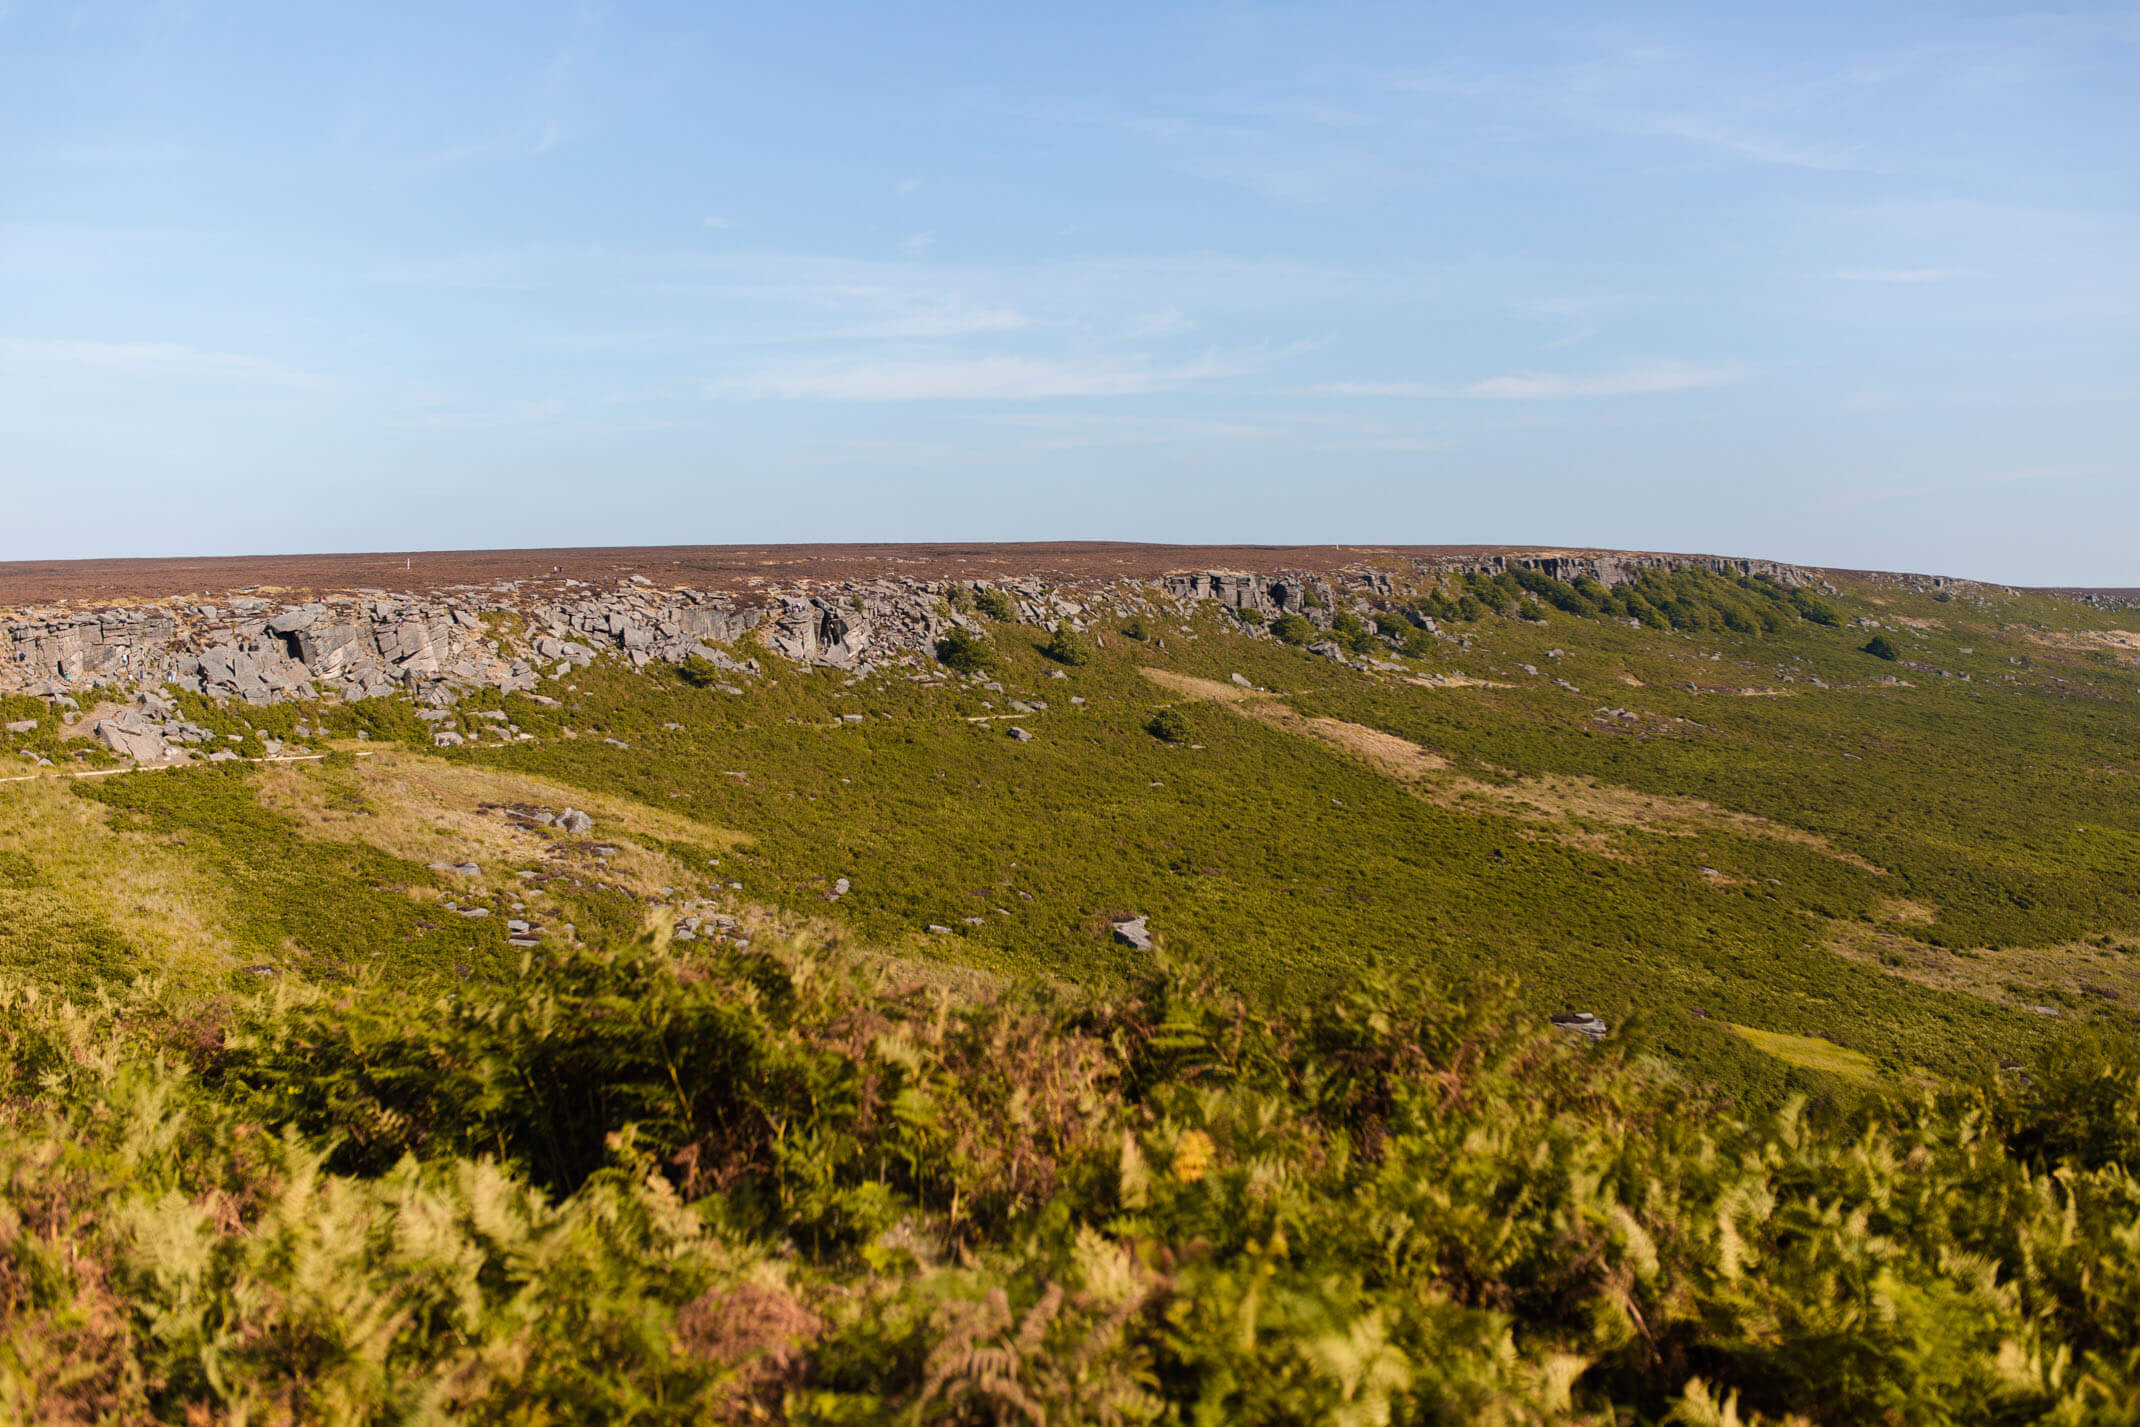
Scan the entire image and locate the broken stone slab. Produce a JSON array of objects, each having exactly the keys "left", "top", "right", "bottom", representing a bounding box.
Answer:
[
  {"left": 1550, "top": 1012, "right": 1608, "bottom": 1041},
  {"left": 1111, "top": 916, "right": 1152, "bottom": 950},
  {"left": 557, "top": 808, "right": 594, "bottom": 834},
  {"left": 3, "top": 719, "right": 35, "bottom": 734},
  {"left": 1006, "top": 725, "right": 1033, "bottom": 742},
  {"left": 926, "top": 924, "right": 954, "bottom": 935},
  {"left": 93, "top": 719, "right": 171, "bottom": 763}
]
